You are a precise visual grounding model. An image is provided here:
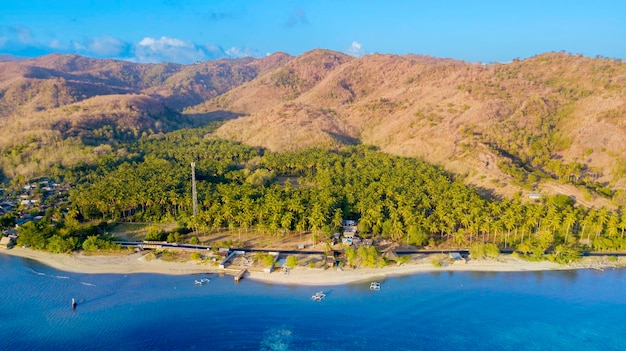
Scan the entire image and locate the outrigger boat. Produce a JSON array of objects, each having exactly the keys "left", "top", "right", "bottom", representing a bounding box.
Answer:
[
  {"left": 370, "top": 281, "right": 381, "bottom": 290},
  {"left": 311, "top": 291, "right": 326, "bottom": 301},
  {"left": 194, "top": 278, "right": 210, "bottom": 285}
]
